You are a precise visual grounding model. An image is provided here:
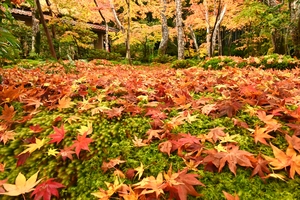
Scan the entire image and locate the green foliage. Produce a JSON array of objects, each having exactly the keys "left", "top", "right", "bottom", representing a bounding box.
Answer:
[
  {"left": 199, "top": 55, "right": 299, "bottom": 70},
  {"left": 0, "top": 27, "right": 20, "bottom": 66},
  {"left": 153, "top": 54, "right": 175, "bottom": 64},
  {"left": 171, "top": 59, "right": 193, "bottom": 69},
  {"left": 83, "top": 49, "right": 121, "bottom": 61},
  {"left": 200, "top": 56, "right": 235, "bottom": 70}
]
